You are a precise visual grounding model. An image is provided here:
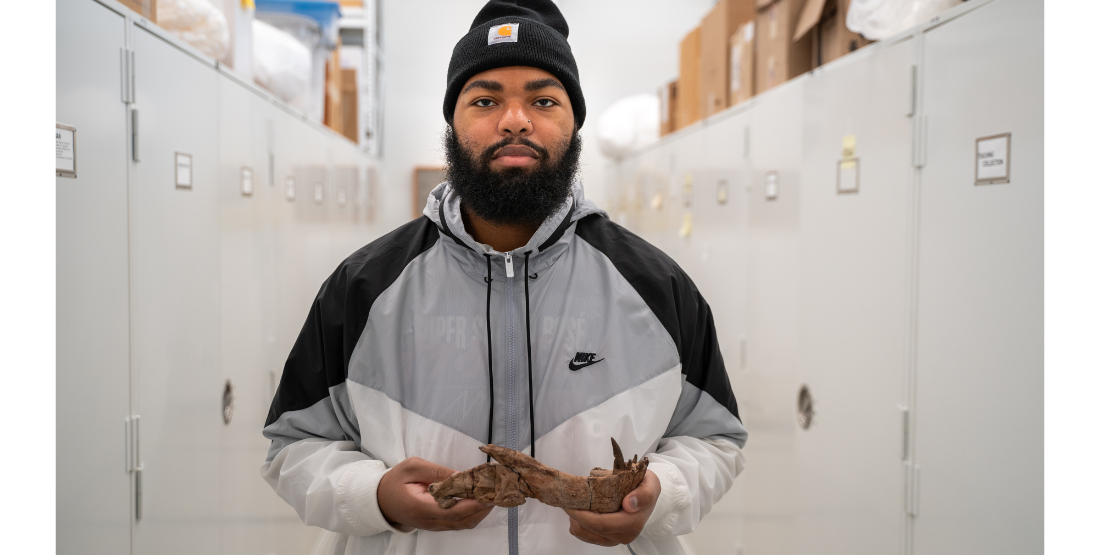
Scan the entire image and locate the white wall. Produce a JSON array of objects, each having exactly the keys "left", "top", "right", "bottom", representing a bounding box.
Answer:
[{"left": 381, "top": 0, "right": 716, "bottom": 220}]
